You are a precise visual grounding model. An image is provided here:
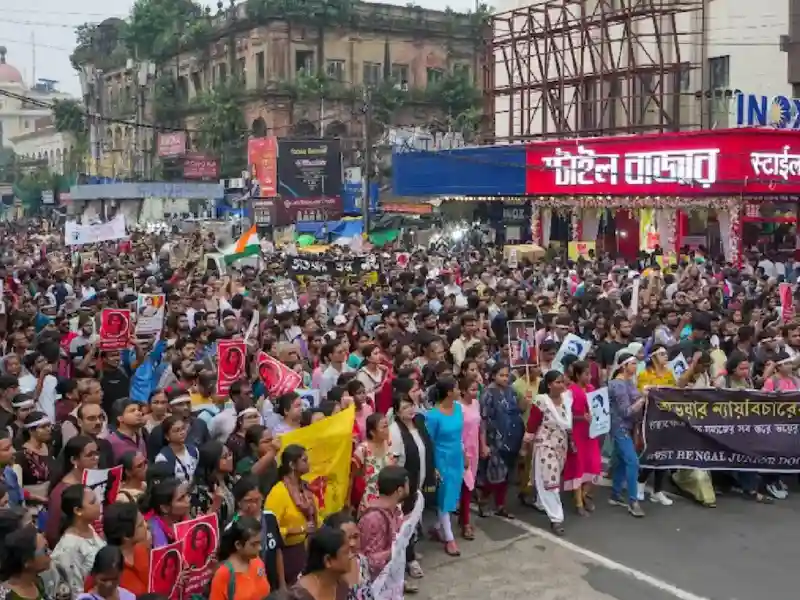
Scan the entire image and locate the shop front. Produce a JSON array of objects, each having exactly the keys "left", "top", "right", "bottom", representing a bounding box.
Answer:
[{"left": 525, "top": 128, "right": 800, "bottom": 264}]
